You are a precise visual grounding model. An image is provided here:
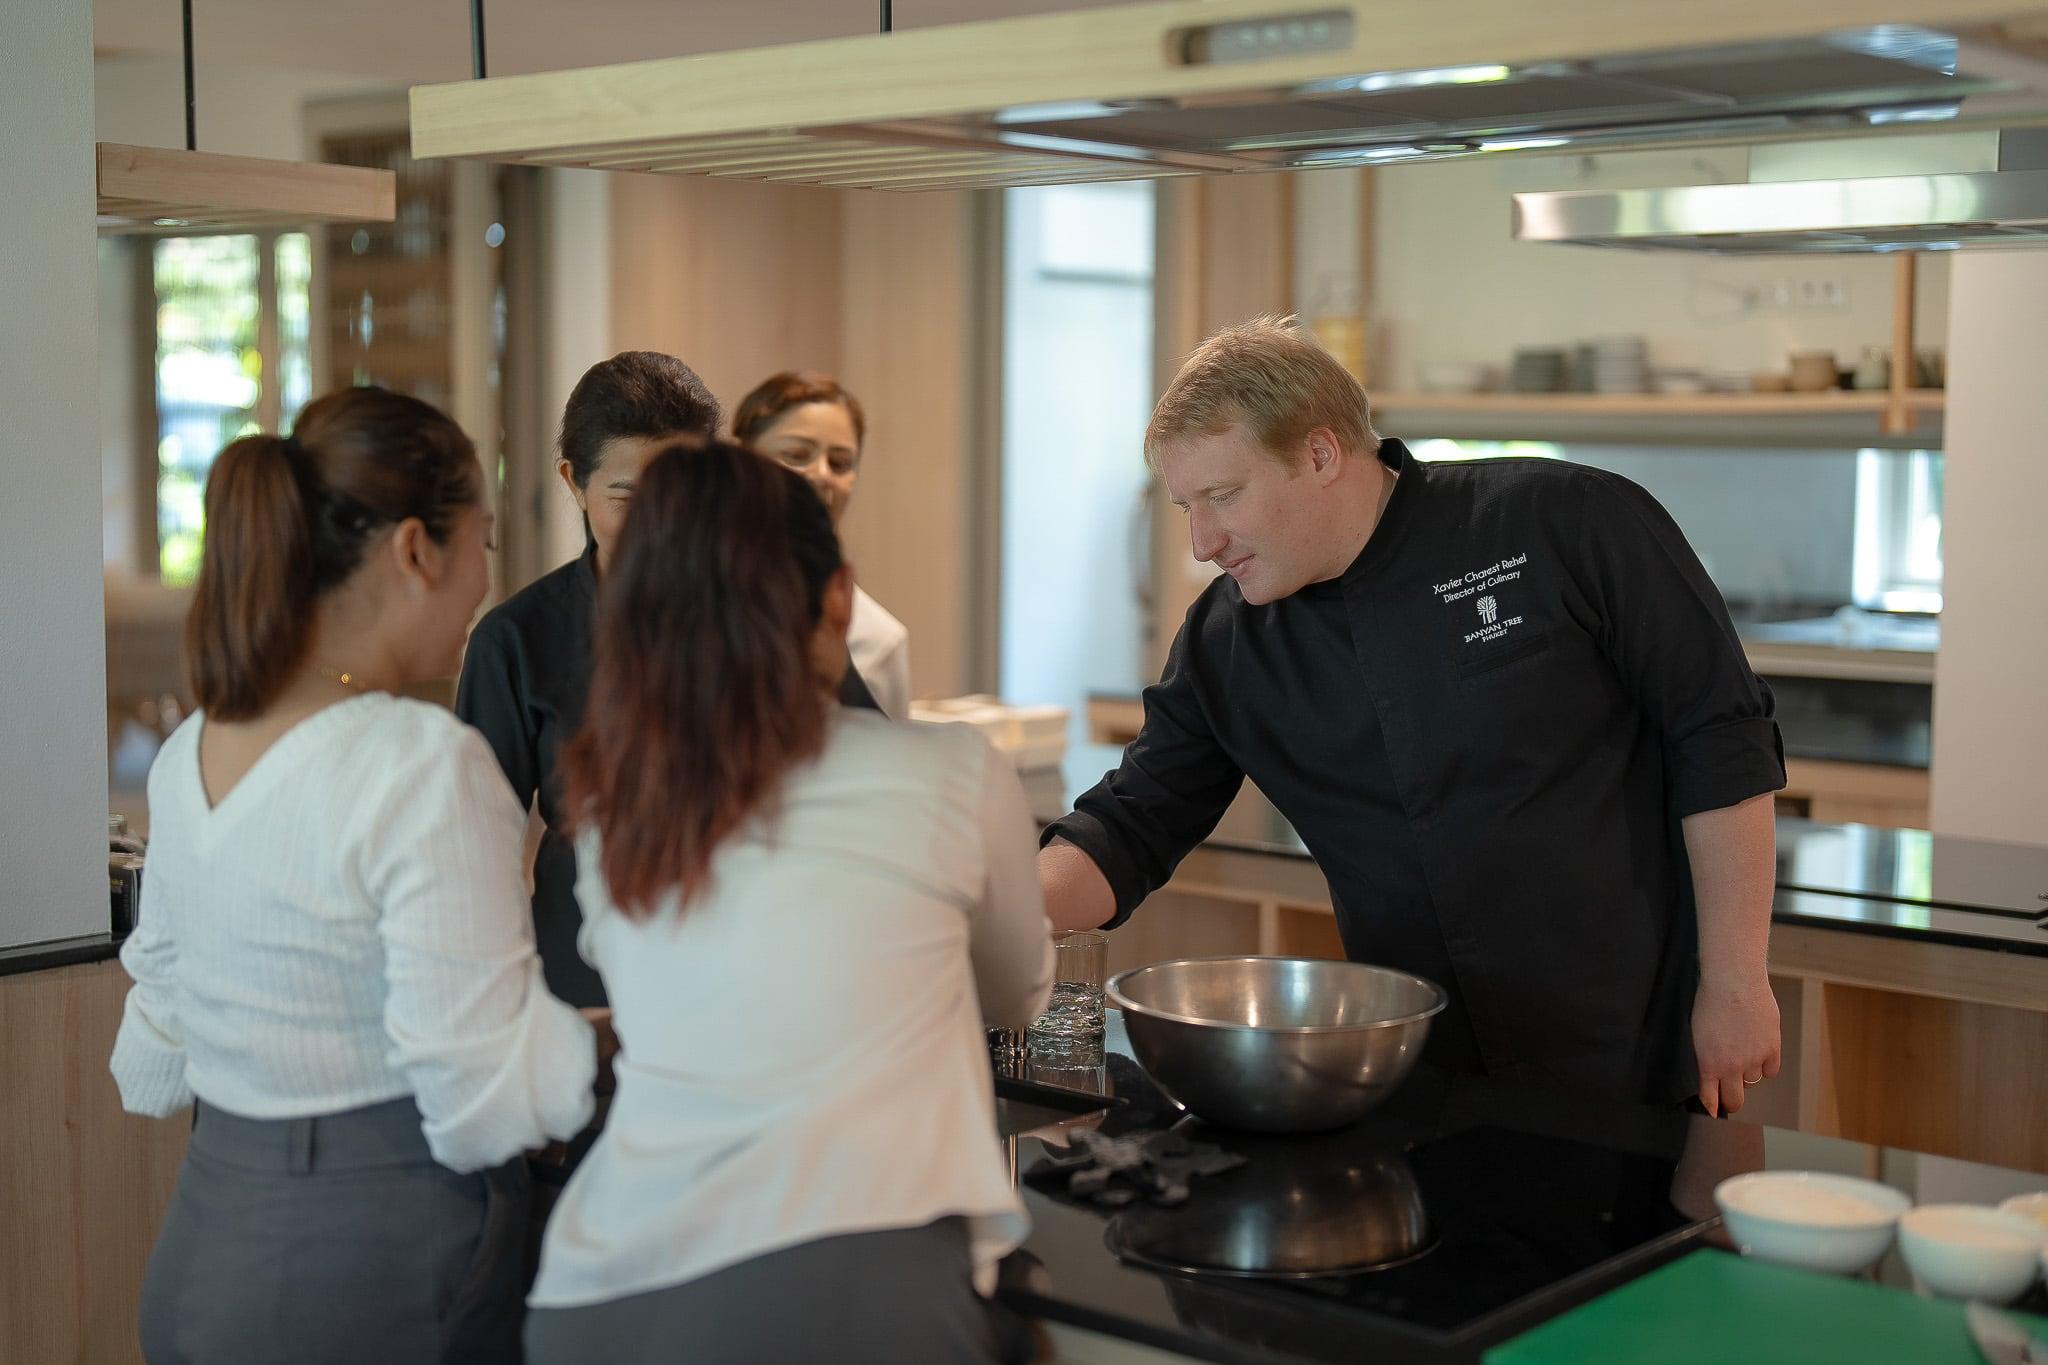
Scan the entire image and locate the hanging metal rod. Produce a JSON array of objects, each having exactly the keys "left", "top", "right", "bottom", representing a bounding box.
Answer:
[
  {"left": 880, "top": 0, "right": 892, "bottom": 34},
  {"left": 471, "top": 0, "right": 488, "bottom": 79},
  {"left": 182, "top": 0, "right": 196, "bottom": 150}
]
